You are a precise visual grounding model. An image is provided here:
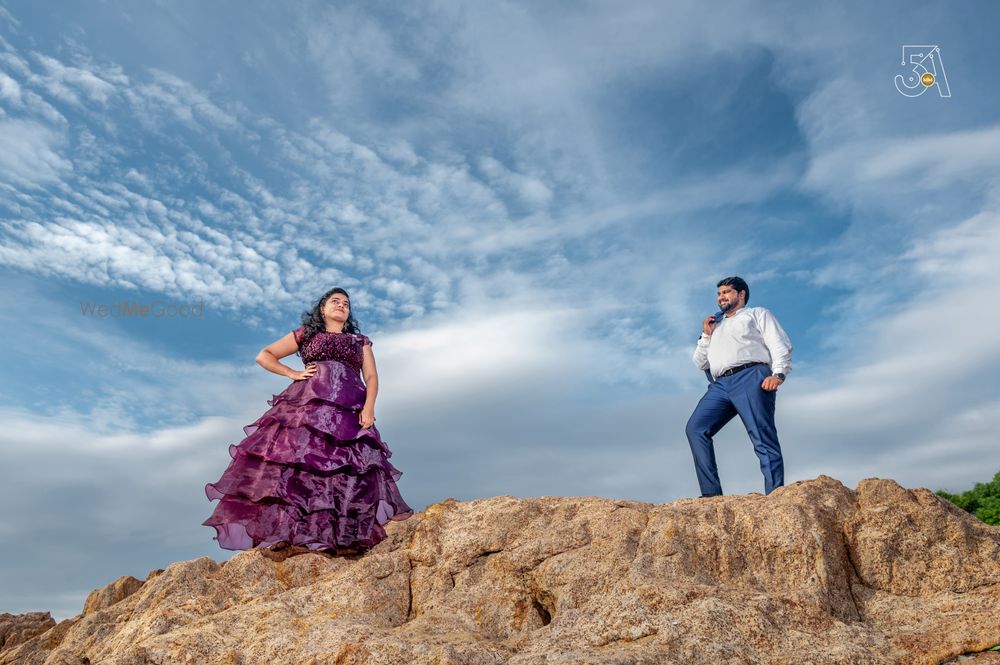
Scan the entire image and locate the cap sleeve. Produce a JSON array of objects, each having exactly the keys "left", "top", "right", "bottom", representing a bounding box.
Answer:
[
  {"left": 292, "top": 326, "right": 305, "bottom": 346},
  {"left": 358, "top": 334, "right": 372, "bottom": 348}
]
